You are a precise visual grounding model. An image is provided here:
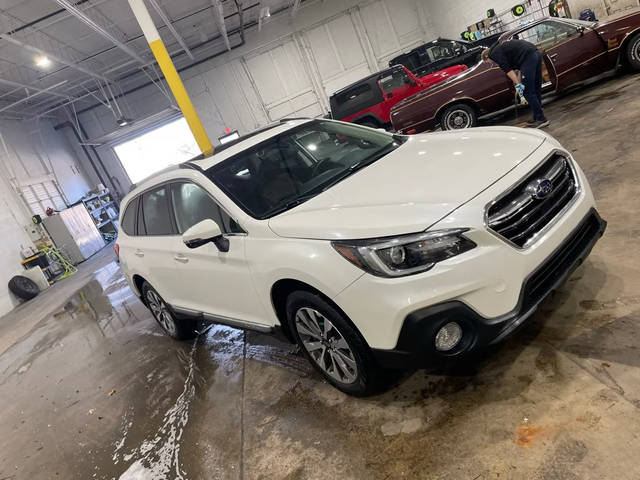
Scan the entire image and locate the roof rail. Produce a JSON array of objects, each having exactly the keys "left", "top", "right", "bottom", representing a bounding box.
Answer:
[{"left": 279, "top": 117, "right": 312, "bottom": 122}]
